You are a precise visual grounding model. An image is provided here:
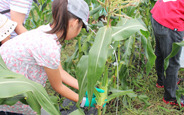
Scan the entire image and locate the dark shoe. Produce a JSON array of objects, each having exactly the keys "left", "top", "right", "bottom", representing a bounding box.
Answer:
[
  {"left": 156, "top": 79, "right": 181, "bottom": 88},
  {"left": 163, "top": 97, "right": 184, "bottom": 107}
]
